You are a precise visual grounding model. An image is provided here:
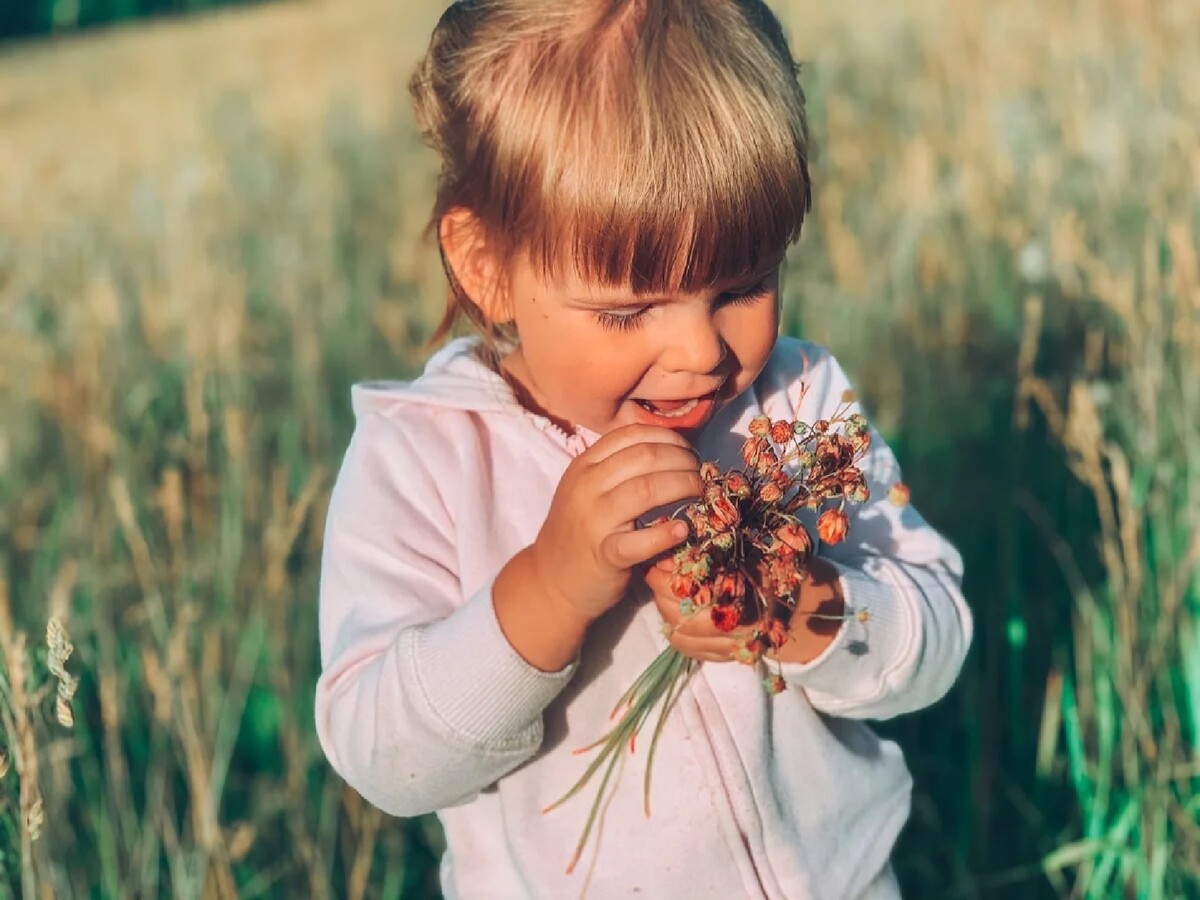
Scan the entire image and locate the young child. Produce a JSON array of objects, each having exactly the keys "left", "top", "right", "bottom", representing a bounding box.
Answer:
[{"left": 315, "top": 1, "right": 972, "bottom": 897}]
